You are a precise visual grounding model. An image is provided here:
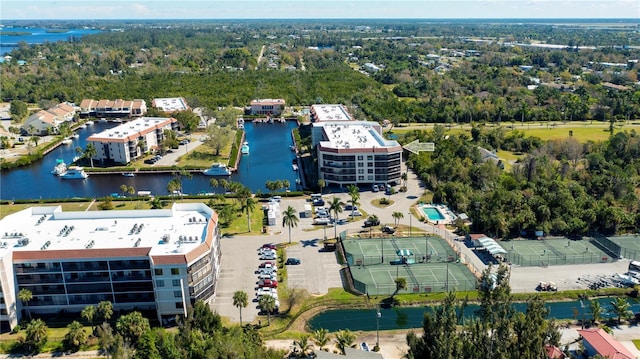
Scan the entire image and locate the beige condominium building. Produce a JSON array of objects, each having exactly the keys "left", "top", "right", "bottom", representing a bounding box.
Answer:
[
  {"left": 0, "top": 203, "right": 221, "bottom": 332},
  {"left": 86, "top": 117, "right": 177, "bottom": 164}
]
